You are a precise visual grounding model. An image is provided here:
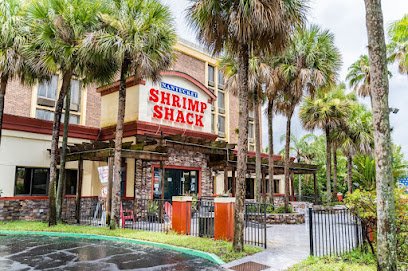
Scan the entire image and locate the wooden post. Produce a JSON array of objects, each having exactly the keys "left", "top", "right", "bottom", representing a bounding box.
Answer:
[
  {"left": 313, "top": 173, "right": 318, "bottom": 204},
  {"left": 261, "top": 170, "right": 266, "bottom": 202},
  {"left": 291, "top": 173, "right": 295, "bottom": 201},
  {"left": 160, "top": 161, "right": 165, "bottom": 200},
  {"left": 106, "top": 157, "right": 114, "bottom": 225},
  {"left": 224, "top": 164, "right": 229, "bottom": 194},
  {"left": 232, "top": 168, "right": 236, "bottom": 197},
  {"left": 75, "top": 157, "right": 83, "bottom": 224}
]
